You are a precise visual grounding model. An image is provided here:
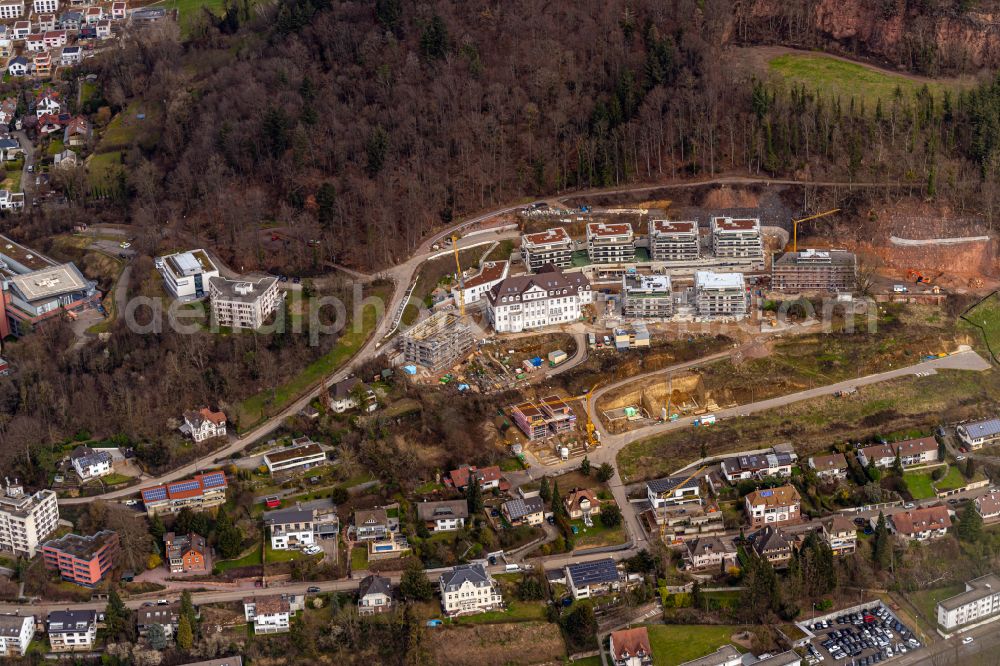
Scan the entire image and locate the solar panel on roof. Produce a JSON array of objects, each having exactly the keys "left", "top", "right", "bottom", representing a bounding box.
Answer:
[
  {"left": 142, "top": 487, "right": 167, "bottom": 502},
  {"left": 760, "top": 490, "right": 773, "bottom": 497},
  {"left": 168, "top": 480, "right": 202, "bottom": 495},
  {"left": 201, "top": 472, "right": 226, "bottom": 488}
]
